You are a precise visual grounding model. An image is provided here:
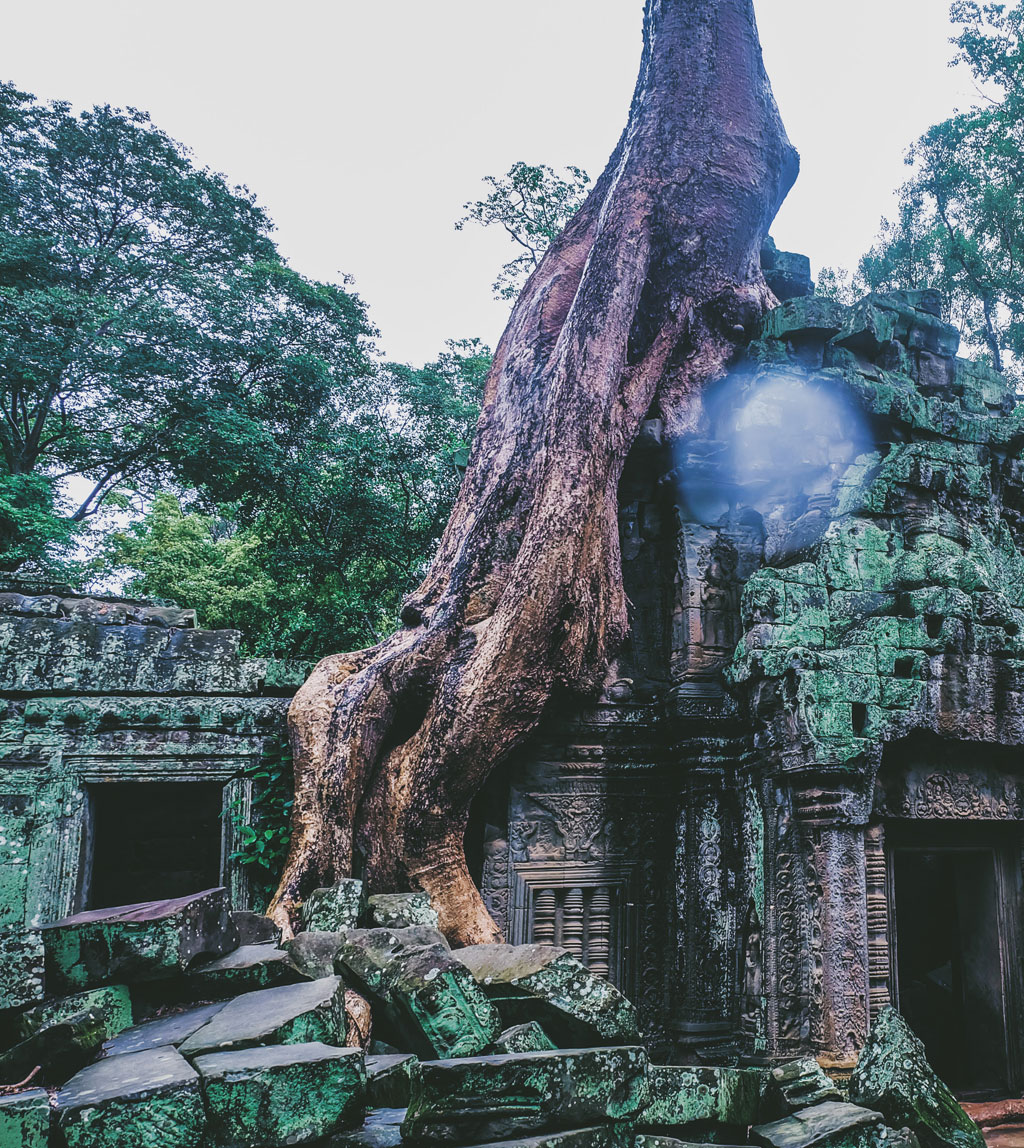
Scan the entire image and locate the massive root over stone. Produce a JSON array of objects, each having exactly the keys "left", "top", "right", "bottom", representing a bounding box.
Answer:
[{"left": 269, "top": 0, "right": 798, "bottom": 944}]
